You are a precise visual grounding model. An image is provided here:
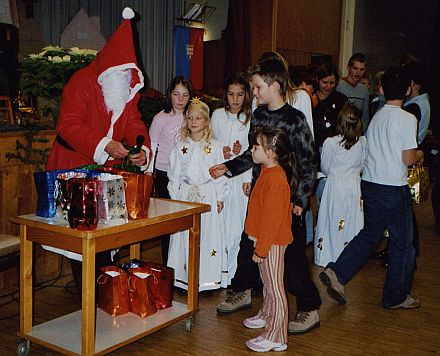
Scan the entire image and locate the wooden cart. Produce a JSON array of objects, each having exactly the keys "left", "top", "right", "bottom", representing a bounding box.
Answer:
[{"left": 12, "top": 198, "right": 210, "bottom": 355}]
